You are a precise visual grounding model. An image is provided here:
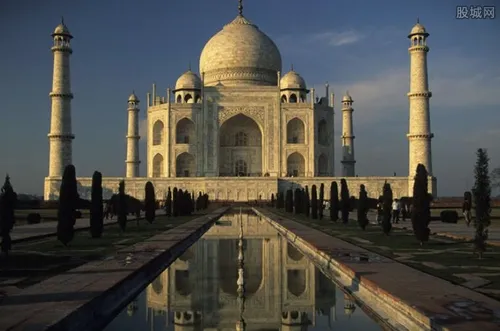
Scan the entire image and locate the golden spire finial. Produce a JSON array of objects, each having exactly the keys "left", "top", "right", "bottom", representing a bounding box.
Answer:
[
  {"left": 188, "top": 61, "right": 191, "bottom": 71},
  {"left": 238, "top": 0, "right": 243, "bottom": 16},
  {"left": 417, "top": 17, "right": 420, "bottom": 23},
  {"left": 291, "top": 63, "right": 294, "bottom": 71},
  {"left": 61, "top": 16, "right": 65, "bottom": 25}
]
